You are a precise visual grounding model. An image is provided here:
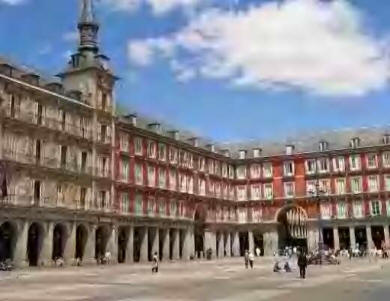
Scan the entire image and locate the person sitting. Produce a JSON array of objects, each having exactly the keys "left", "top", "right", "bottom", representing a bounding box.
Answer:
[
  {"left": 273, "top": 261, "right": 281, "bottom": 272},
  {"left": 284, "top": 261, "right": 291, "bottom": 272}
]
